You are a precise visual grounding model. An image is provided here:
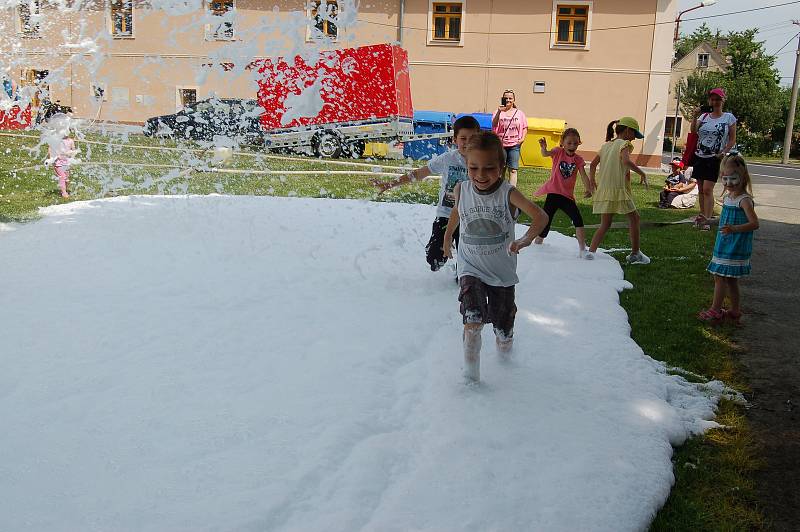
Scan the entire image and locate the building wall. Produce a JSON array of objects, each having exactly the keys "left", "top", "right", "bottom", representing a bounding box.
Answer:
[{"left": 2, "top": 0, "right": 676, "bottom": 165}]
